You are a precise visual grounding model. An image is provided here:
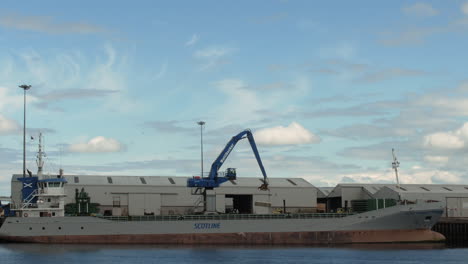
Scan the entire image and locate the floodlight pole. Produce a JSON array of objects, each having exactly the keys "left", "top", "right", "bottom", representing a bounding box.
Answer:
[
  {"left": 197, "top": 121, "right": 205, "bottom": 177},
  {"left": 19, "top": 84, "right": 31, "bottom": 178}
]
